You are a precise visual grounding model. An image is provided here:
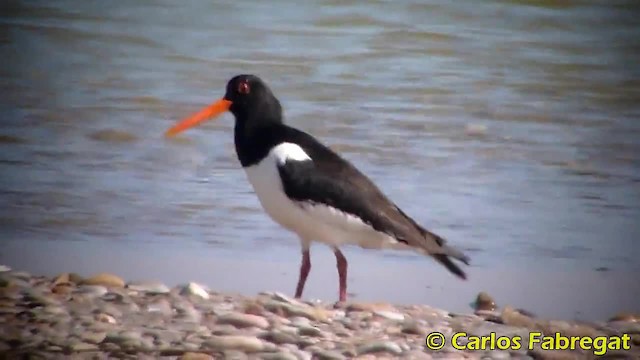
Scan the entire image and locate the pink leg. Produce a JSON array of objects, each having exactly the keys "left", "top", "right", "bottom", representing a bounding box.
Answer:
[
  {"left": 294, "top": 250, "right": 311, "bottom": 299},
  {"left": 334, "top": 248, "right": 348, "bottom": 302}
]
